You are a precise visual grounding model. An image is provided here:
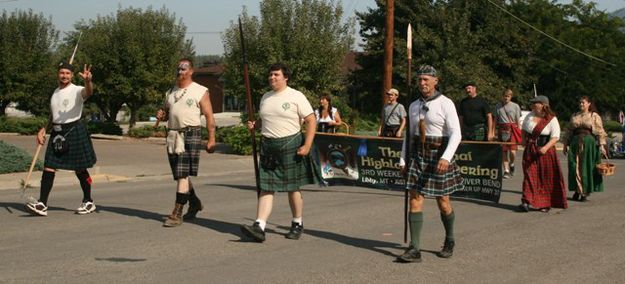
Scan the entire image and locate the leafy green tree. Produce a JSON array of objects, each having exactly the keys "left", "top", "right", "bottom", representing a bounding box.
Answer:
[
  {"left": 351, "top": 0, "right": 625, "bottom": 120},
  {"left": 65, "top": 7, "right": 193, "bottom": 127},
  {"left": 0, "top": 10, "right": 58, "bottom": 117},
  {"left": 351, "top": 0, "right": 538, "bottom": 113},
  {"left": 221, "top": 0, "right": 355, "bottom": 121}
]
